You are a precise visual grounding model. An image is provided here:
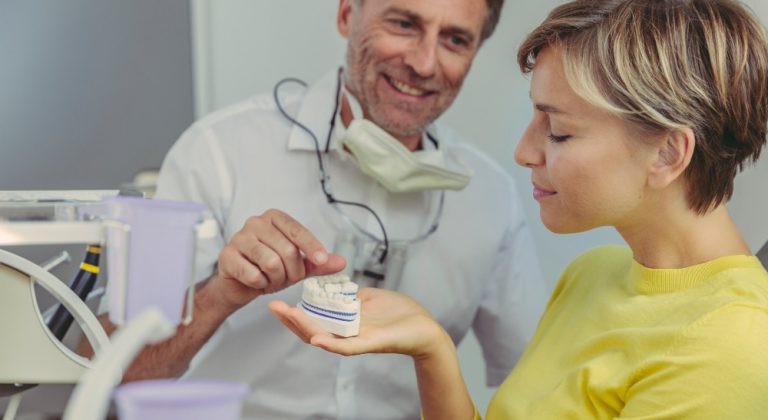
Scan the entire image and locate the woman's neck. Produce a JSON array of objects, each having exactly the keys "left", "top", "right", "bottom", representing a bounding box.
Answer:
[{"left": 618, "top": 204, "right": 751, "bottom": 269}]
